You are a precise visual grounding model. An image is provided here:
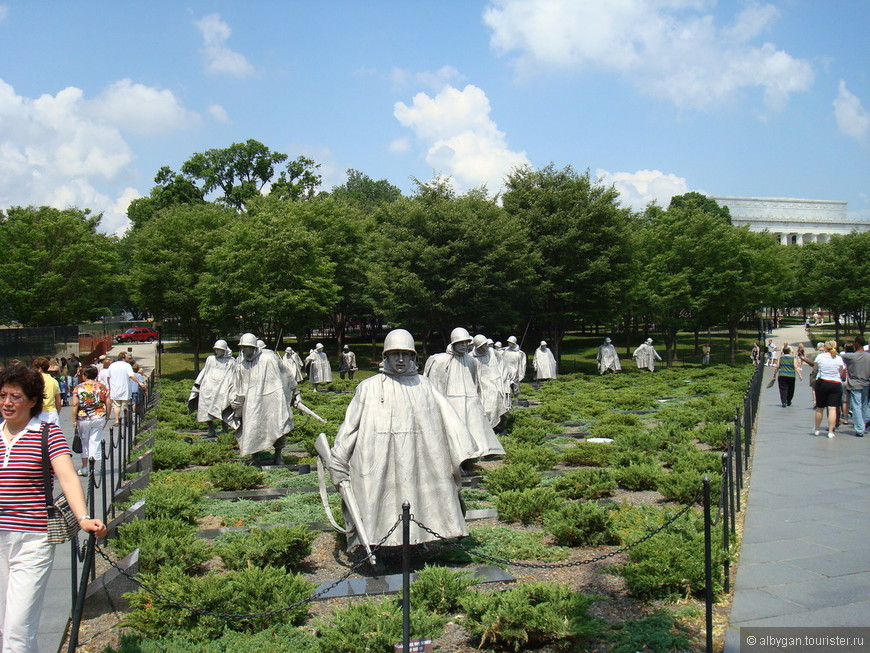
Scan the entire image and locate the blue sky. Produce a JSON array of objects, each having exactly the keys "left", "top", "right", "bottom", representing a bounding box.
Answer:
[{"left": 0, "top": 1, "right": 867, "bottom": 233}]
